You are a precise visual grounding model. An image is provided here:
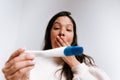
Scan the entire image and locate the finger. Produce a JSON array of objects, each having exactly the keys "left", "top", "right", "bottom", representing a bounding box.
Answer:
[
  {"left": 6, "top": 60, "right": 35, "bottom": 75},
  {"left": 56, "top": 36, "right": 66, "bottom": 46},
  {"left": 5, "top": 54, "right": 35, "bottom": 69},
  {"left": 7, "top": 48, "right": 25, "bottom": 63},
  {"left": 60, "top": 36, "right": 70, "bottom": 46},
  {"left": 55, "top": 40, "right": 62, "bottom": 47},
  {"left": 6, "top": 66, "right": 34, "bottom": 80}
]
